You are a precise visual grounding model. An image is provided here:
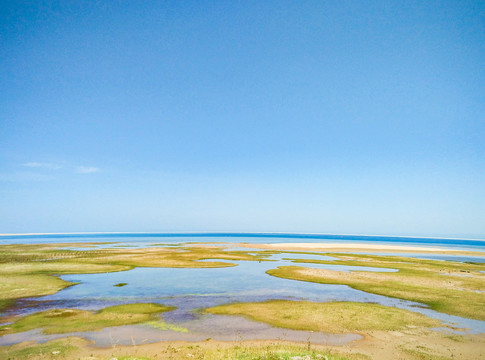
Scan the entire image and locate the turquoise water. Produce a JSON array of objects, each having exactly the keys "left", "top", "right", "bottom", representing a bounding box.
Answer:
[
  {"left": 2, "top": 232, "right": 485, "bottom": 250},
  {"left": 1, "top": 233, "right": 484, "bottom": 346}
]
